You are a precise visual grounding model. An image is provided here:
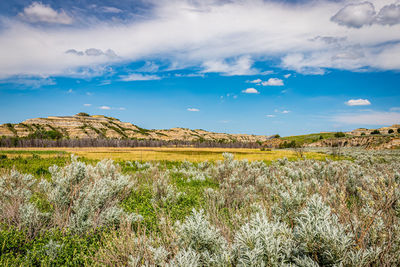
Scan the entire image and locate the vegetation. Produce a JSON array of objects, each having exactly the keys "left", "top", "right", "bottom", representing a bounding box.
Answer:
[
  {"left": 0, "top": 149, "right": 400, "bottom": 265},
  {"left": 0, "top": 137, "right": 264, "bottom": 149},
  {"left": 281, "top": 132, "right": 338, "bottom": 146},
  {"left": 389, "top": 129, "right": 394, "bottom": 134},
  {"left": 371, "top": 130, "right": 381, "bottom": 135},
  {"left": 334, "top": 131, "right": 346, "bottom": 138},
  {"left": 76, "top": 112, "right": 90, "bottom": 117}
]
